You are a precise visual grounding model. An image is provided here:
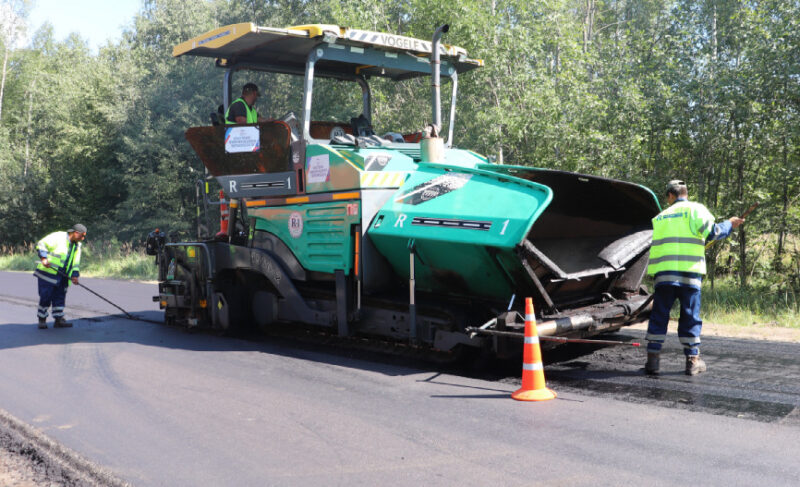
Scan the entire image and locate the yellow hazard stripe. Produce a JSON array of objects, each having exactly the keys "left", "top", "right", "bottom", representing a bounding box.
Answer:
[{"left": 360, "top": 171, "right": 408, "bottom": 188}]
